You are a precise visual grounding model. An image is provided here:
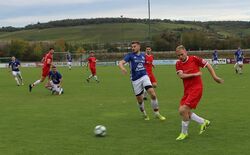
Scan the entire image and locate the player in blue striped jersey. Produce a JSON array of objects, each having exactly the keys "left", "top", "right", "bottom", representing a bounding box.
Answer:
[{"left": 118, "top": 41, "right": 166, "bottom": 121}]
